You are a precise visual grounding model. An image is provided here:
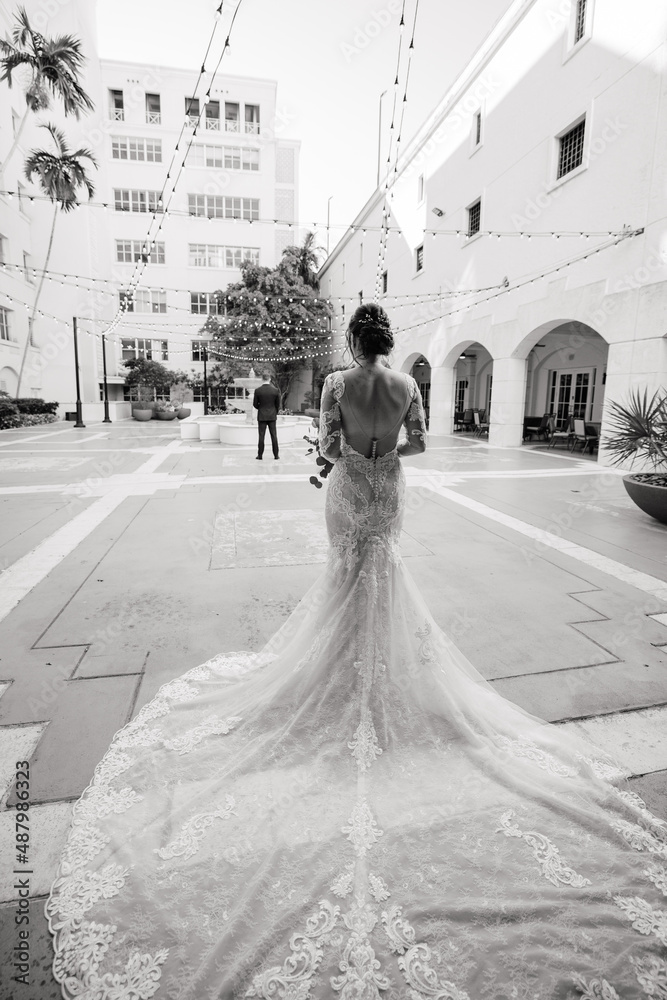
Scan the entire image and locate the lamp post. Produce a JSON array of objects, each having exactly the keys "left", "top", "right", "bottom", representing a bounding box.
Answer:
[
  {"left": 101, "top": 331, "right": 111, "bottom": 422},
  {"left": 203, "top": 342, "right": 208, "bottom": 415},
  {"left": 72, "top": 316, "right": 85, "bottom": 427},
  {"left": 377, "top": 89, "right": 387, "bottom": 188},
  {"left": 326, "top": 195, "right": 333, "bottom": 255}
]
